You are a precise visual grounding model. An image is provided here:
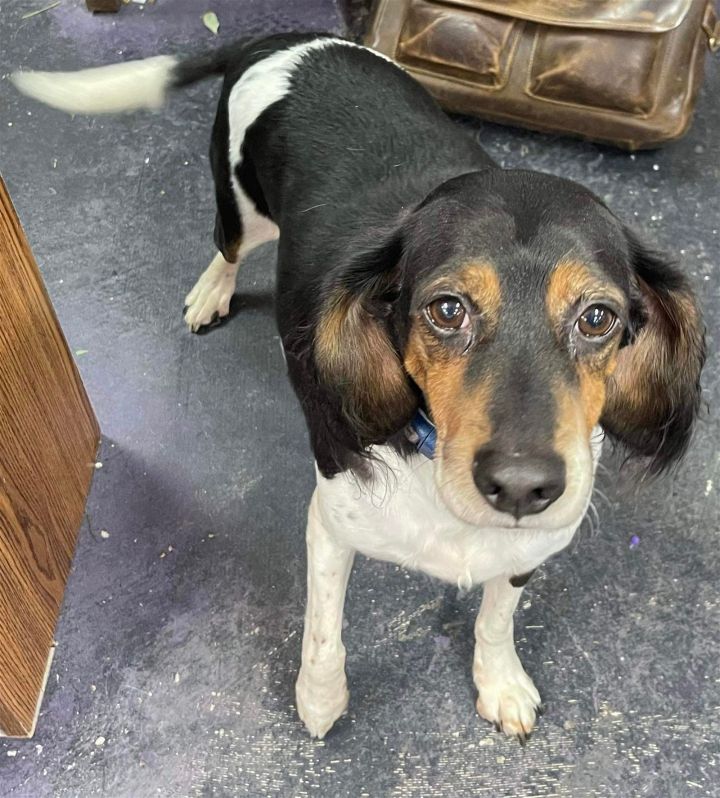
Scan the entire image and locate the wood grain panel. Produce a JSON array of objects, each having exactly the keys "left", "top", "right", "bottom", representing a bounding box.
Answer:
[{"left": 0, "top": 177, "right": 100, "bottom": 737}]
